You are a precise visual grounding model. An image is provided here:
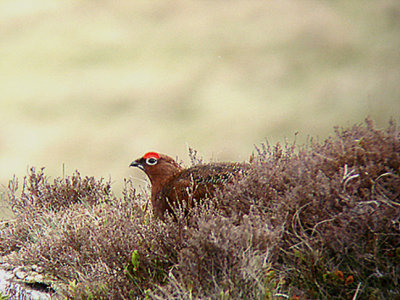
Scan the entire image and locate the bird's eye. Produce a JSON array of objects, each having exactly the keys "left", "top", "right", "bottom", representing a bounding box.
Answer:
[{"left": 146, "top": 157, "right": 158, "bottom": 165}]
